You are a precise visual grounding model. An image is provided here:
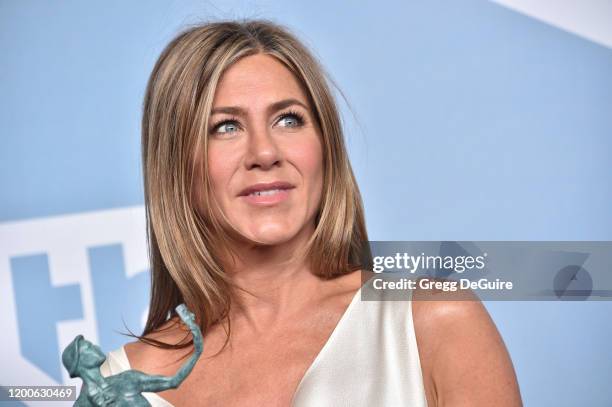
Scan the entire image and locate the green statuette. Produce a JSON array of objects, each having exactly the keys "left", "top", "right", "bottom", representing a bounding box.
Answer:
[{"left": 62, "top": 304, "right": 203, "bottom": 406}]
